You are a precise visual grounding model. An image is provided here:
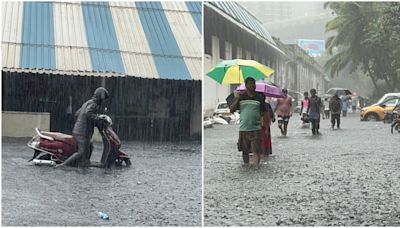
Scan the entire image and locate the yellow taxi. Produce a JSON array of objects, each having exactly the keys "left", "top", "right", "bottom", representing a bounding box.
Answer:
[{"left": 360, "top": 93, "right": 400, "bottom": 121}]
